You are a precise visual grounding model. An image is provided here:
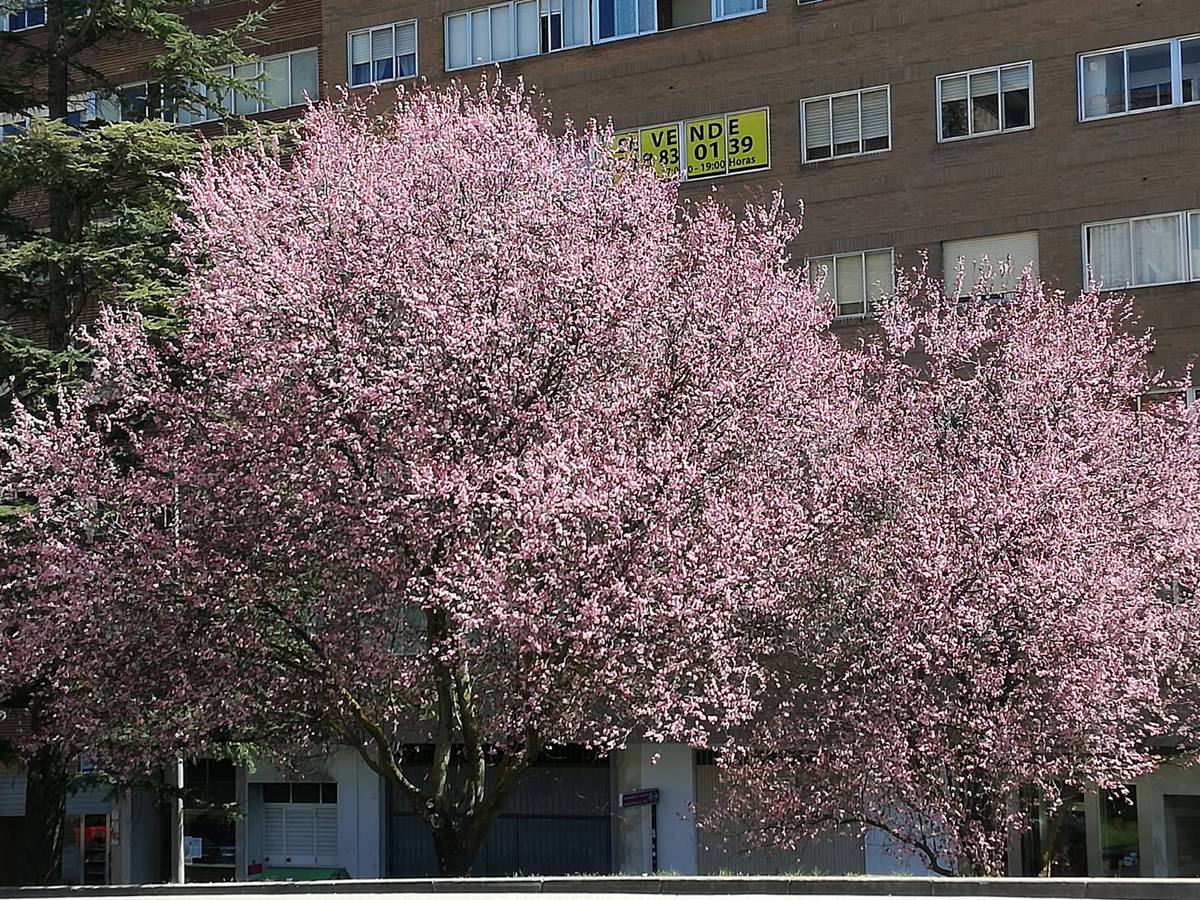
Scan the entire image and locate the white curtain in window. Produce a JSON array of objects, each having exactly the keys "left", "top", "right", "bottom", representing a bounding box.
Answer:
[
  {"left": 233, "top": 63, "right": 258, "bottom": 116},
  {"left": 563, "top": 0, "right": 589, "bottom": 46},
  {"left": 490, "top": 4, "right": 514, "bottom": 60},
  {"left": 262, "top": 56, "right": 290, "bottom": 110},
  {"left": 289, "top": 50, "right": 318, "bottom": 106},
  {"left": 636, "top": 0, "right": 655, "bottom": 34},
  {"left": 1132, "top": 214, "right": 1183, "bottom": 285},
  {"left": 865, "top": 250, "right": 894, "bottom": 307},
  {"left": 447, "top": 15, "right": 469, "bottom": 69},
  {"left": 471, "top": 9, "right": 491, "bottom": 62},
  {"left": 515, "top": 0, "right": 539, "bottom": 55},
  {"left": 1088, "top": 221, "right": 1132, "bottom": 288},
  {"left": 1190, "top": 212, "right": 1200, "bottom": 280}
]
